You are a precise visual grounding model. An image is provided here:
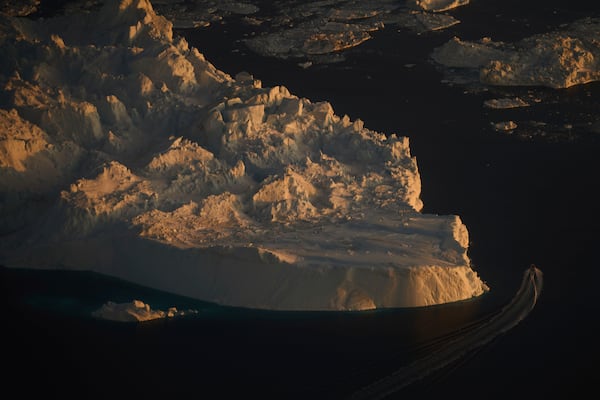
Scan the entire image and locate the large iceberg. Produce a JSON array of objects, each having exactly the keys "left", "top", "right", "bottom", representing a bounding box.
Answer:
[{"left": 0, "top": 0, "right": 488, "bottom": 311}]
